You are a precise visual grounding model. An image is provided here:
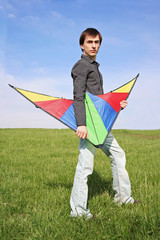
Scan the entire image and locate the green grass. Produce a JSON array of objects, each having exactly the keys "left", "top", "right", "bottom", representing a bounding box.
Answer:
[{"left": 0, "top": 129, "right": 160, "bottom": 240}]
